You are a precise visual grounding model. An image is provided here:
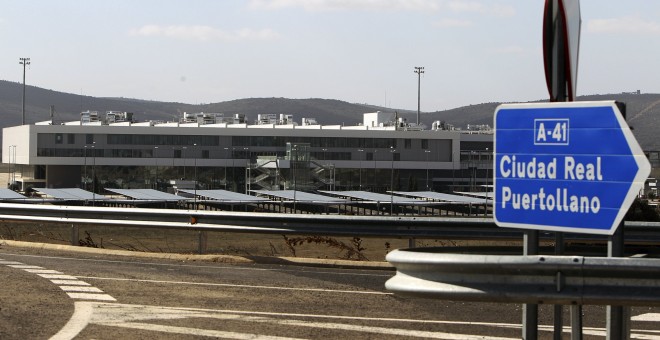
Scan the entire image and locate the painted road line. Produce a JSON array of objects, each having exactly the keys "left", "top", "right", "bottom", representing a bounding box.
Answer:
[
  {"left": 1, "top": 259, "right": 118, "bottom": 304},
  {"left": 77, "top": 276, "right": 392, "bottom": 295},
  {"left": 97, "top": 321, "right": 306, "bottom": 340},
  {"left": 632, "top": 313, "right": 660, "bottom": 322},
  {"left": 37, "top": 274, "right": 78, "bottom": 280},
  {"left": 50, "top": 280, "right": 91, "bottom": 286},
  {"left": 65, "top": 293, "right": 116, "bottom": 301},
  {"left": 59, "top": 286, "right": 104, "bottom": 293},
  {"left": 24, "top": 269, "right": 64, "bottom": 274},
  {"left": 6, "top": 264, "right": 44, "bottom": 269},
  {"left": 1, "top": 252, "right": 392, "bottom": 277},
  {"left": 0, "top": 260, "right": 25, "bottom": 265}
]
